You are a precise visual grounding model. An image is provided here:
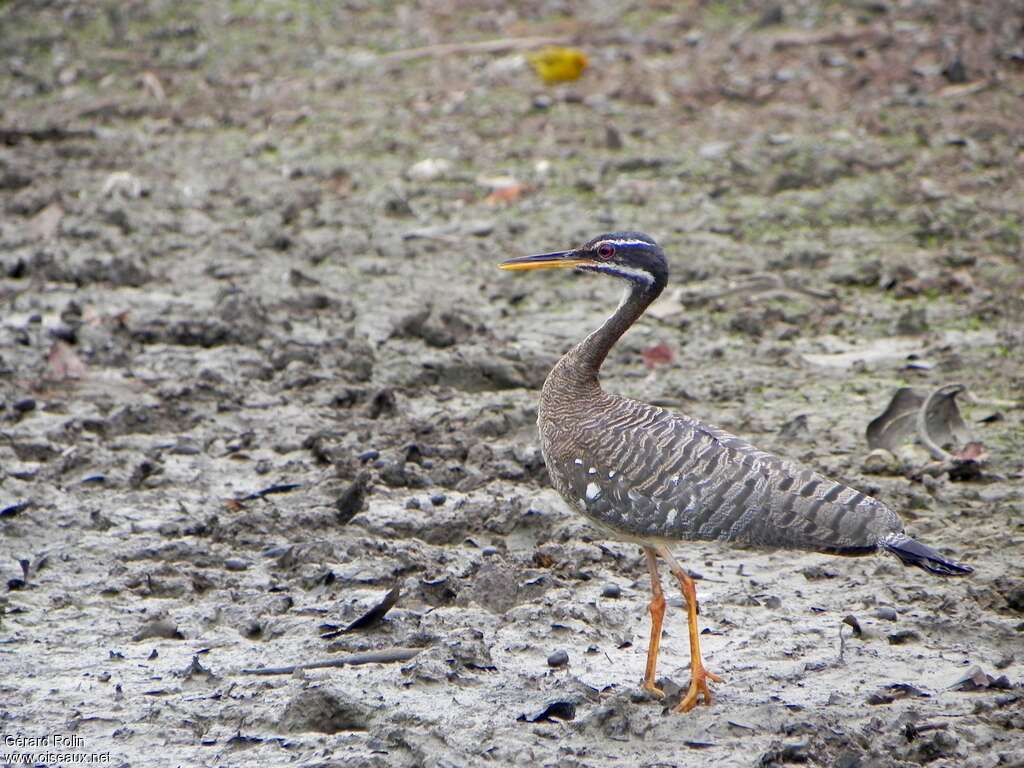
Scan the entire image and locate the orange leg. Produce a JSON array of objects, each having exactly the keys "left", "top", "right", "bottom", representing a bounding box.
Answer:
[
  {"left": 658, "top": 545, "right": 723, "bottom": 713},
  {"left": 641, "top": 546, "right": 666, "bottom": 698}
]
